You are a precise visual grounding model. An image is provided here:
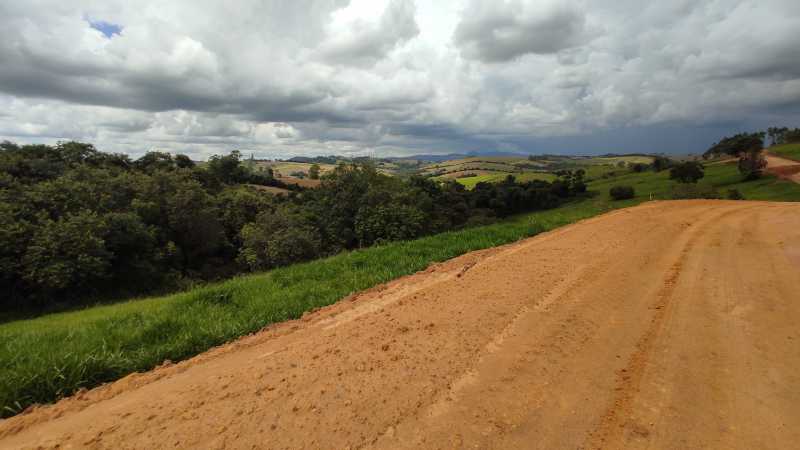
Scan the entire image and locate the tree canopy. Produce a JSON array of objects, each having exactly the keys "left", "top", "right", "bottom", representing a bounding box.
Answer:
[
  {"left": 703, "top": 132, "right": 764, "bottom": 158},
  {"left": 0, "top": 141, "right": 585, "bottom": 313},
  {"left": 669, "top": 161, "right": 705, "bottom": 183}
]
